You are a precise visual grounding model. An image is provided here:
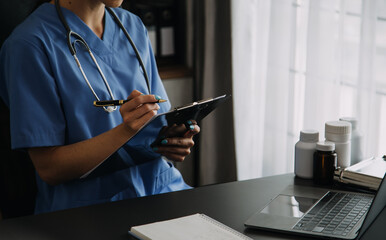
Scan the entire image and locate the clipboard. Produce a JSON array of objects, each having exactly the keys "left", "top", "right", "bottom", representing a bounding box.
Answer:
[{"left": 129, "top": 94, "right": 231, "bottom": 142}]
